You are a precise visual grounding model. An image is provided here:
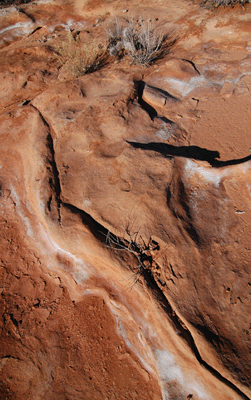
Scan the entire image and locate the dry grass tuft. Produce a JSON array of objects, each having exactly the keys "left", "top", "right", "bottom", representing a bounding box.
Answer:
[
  {"left": 53, "top": 32, "right": 108, "bottom": 79},
  {"left": 199, "top": 0, "right": 249, "bottom": 8},
  {"left": 107, "top": 17, "right": 175, "bottom": 66}
]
